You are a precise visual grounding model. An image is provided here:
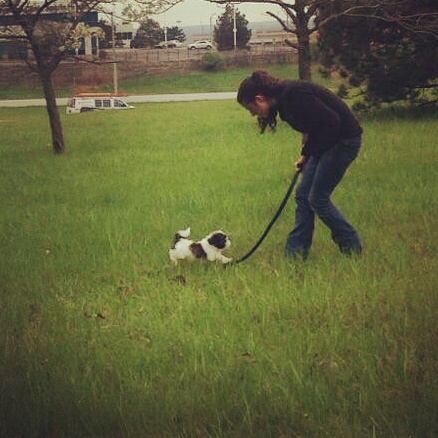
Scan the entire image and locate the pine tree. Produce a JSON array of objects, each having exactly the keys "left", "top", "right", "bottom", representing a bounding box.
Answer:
[
  {"left": 318, "top": 0, "right": 438, "bottom": 104},
  {"left": 213, "top": 5, "right": 251, "bottom": 51}
]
